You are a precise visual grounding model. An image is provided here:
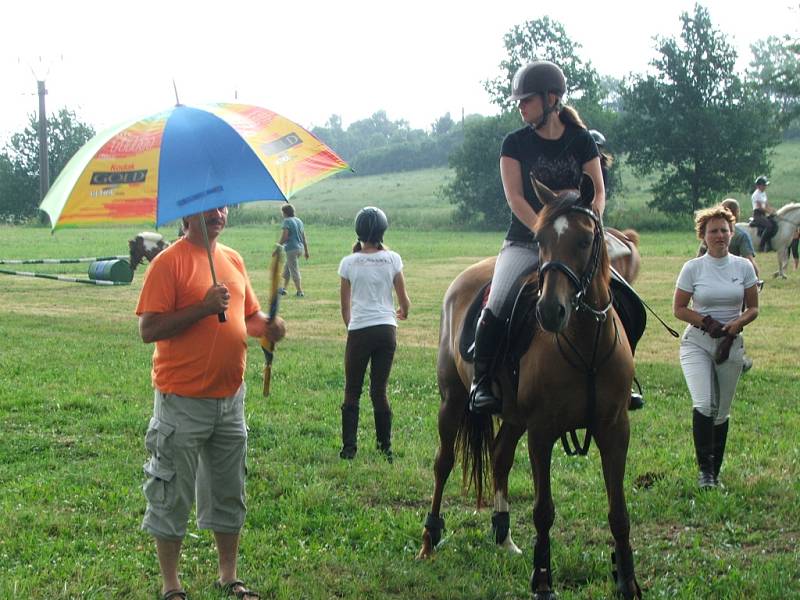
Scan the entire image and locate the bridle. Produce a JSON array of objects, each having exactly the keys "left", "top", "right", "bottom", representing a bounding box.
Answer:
[
  {"left": 537, "top": 203, "right": 618, "bottom": 457},
  {"left": 537, "top": 205, "right": 612, "bottom": 321}
]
